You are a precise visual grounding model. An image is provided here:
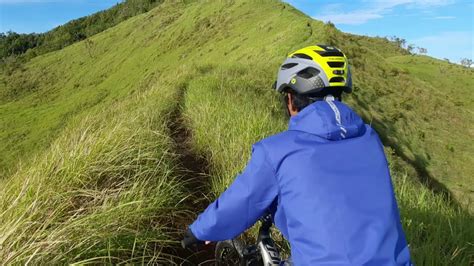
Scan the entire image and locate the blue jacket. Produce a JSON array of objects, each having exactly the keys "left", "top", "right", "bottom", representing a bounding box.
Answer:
[{"left": 190, "top": 99, "right": 412, "bottom": 266}]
